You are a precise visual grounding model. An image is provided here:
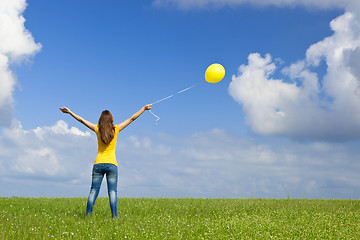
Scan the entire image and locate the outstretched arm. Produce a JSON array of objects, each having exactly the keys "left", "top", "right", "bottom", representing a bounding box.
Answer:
[
  {"left": 59, "top": 107, "right": 96, "bottom": 131},
  {"left": 118, "top": 104, "right": 152, "bottom": 131}
]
